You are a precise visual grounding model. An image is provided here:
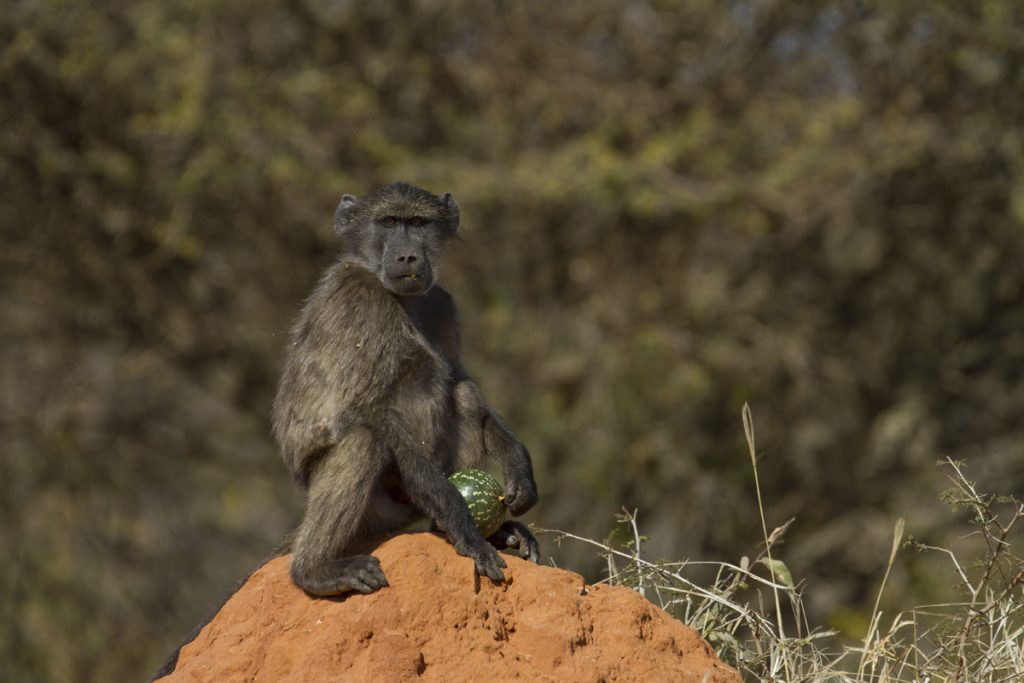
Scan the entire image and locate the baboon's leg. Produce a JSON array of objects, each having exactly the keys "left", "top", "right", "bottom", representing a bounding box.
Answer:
[
  {"left": 453, "top": 379, "right": 539, "bottom": 517},
  {"left": 290, "top": 428, "right": 390, "bottom": 596},
  {"left": 482, "top": 413, "right": 538, "bottom": 515},
  {"left": 453, "top": 380, "right": 486, "bottom": 470}
]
